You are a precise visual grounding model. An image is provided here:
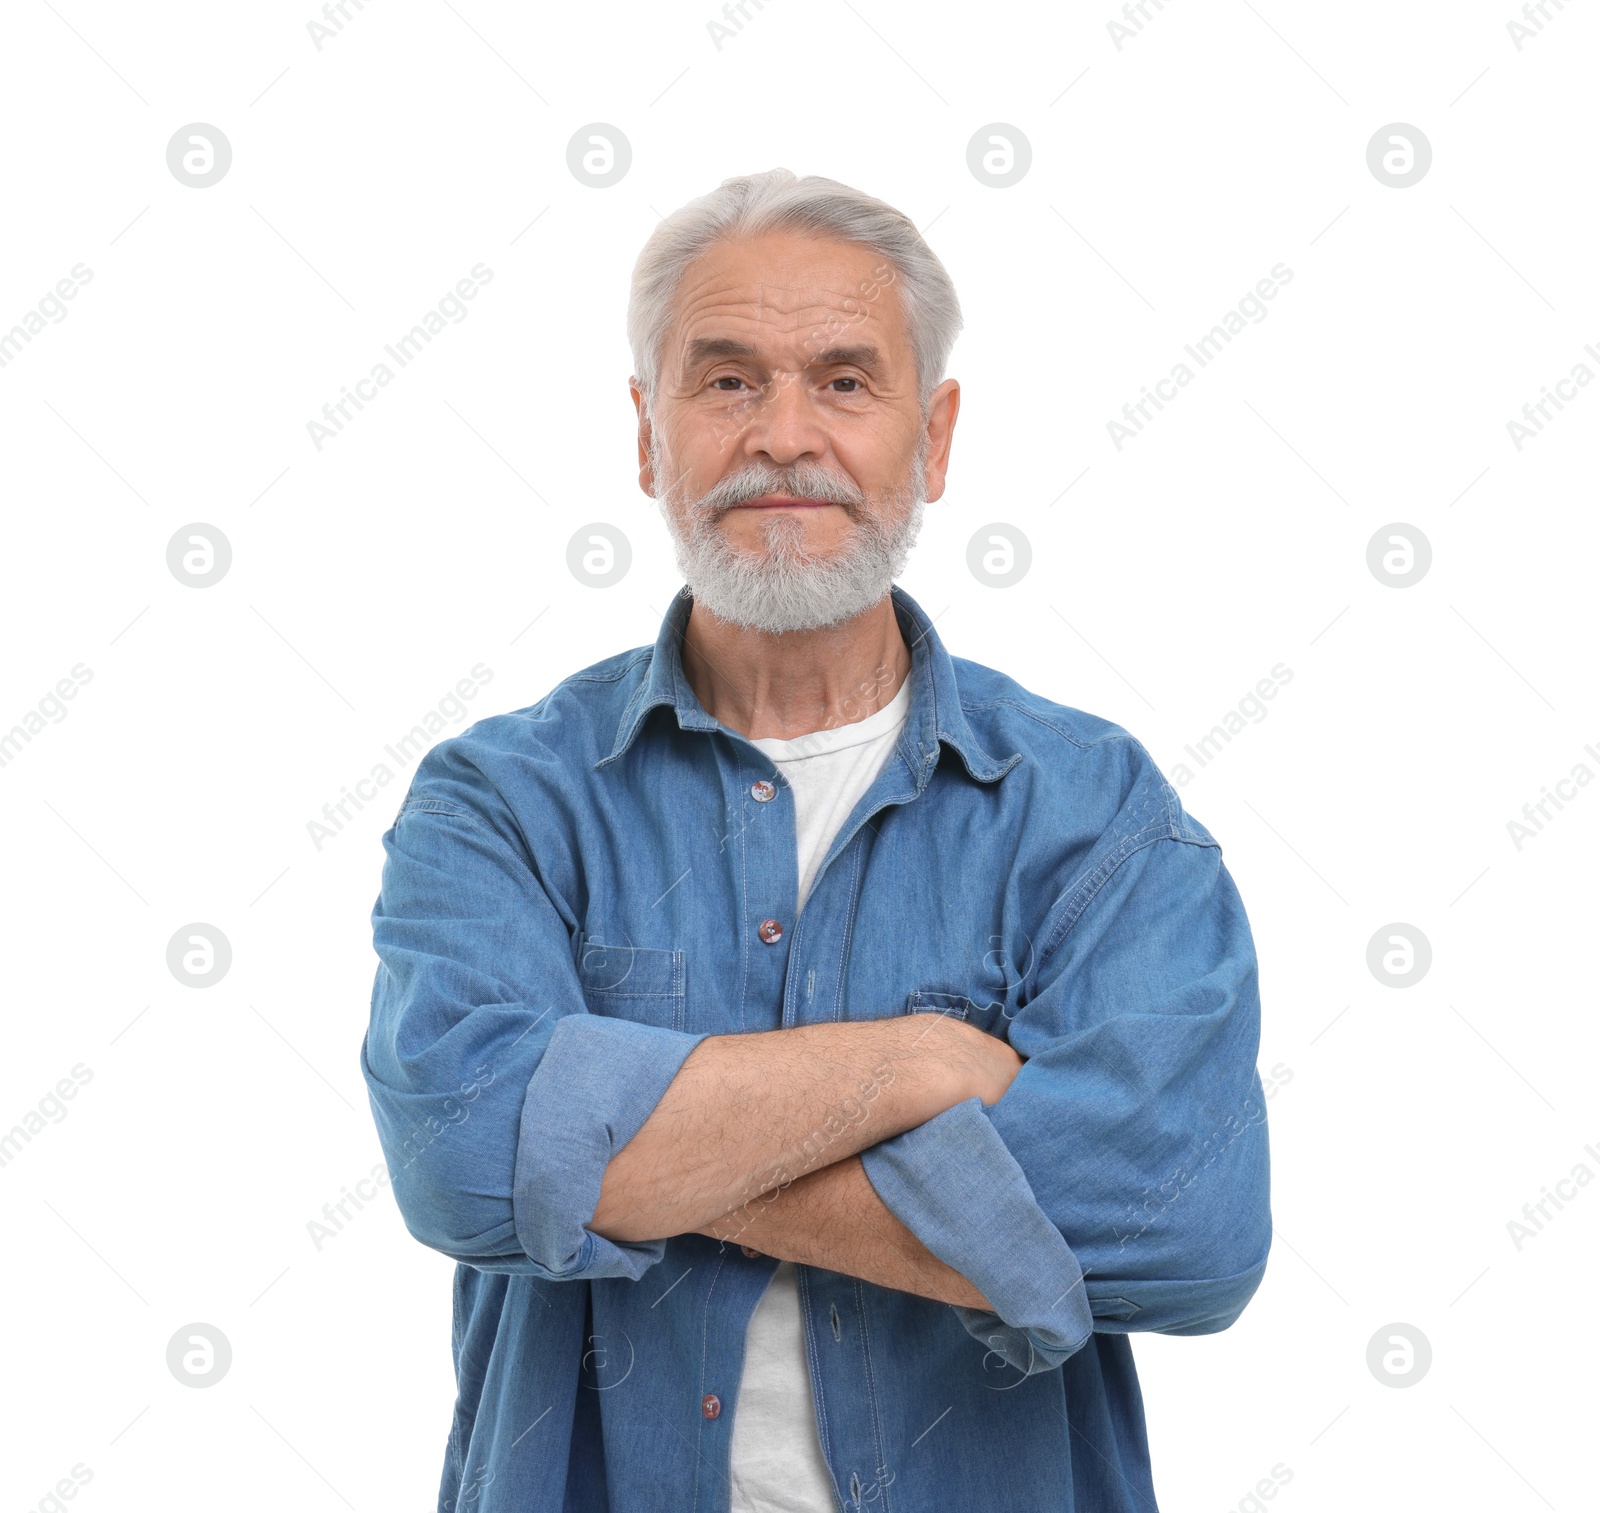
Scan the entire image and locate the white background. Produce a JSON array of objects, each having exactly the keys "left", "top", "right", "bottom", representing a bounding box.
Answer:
[{"left": 1, "top": 1, "right": 1595, "bottom": 1509}]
